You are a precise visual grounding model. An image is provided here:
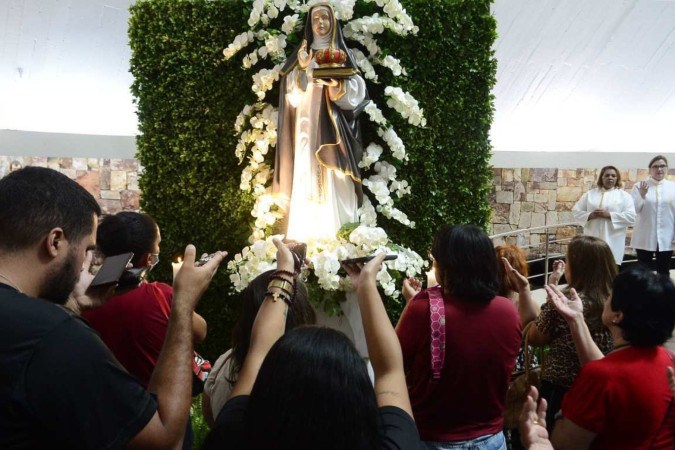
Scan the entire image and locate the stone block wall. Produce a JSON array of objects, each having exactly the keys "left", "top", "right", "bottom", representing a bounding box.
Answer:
[
  {"left": 0, "top": 156, "right": 141, "bottom": 215},
  {"left": 489, "top": 167, "right": 675, "bottom": 258}
]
